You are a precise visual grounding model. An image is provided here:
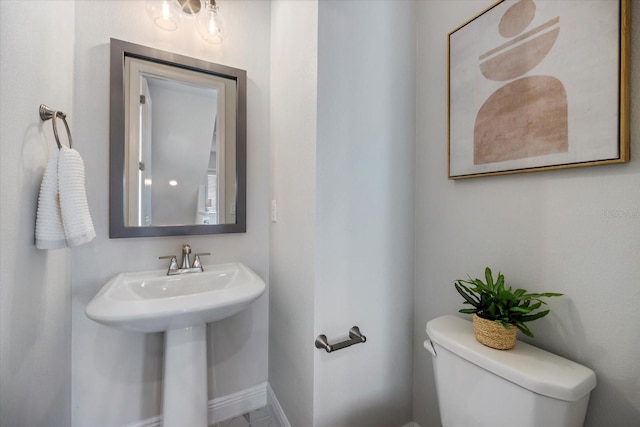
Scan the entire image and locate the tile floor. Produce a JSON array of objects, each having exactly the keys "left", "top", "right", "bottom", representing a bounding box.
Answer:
[{"left": 212, "top": 406, "right": 281, "bottom": 427}]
